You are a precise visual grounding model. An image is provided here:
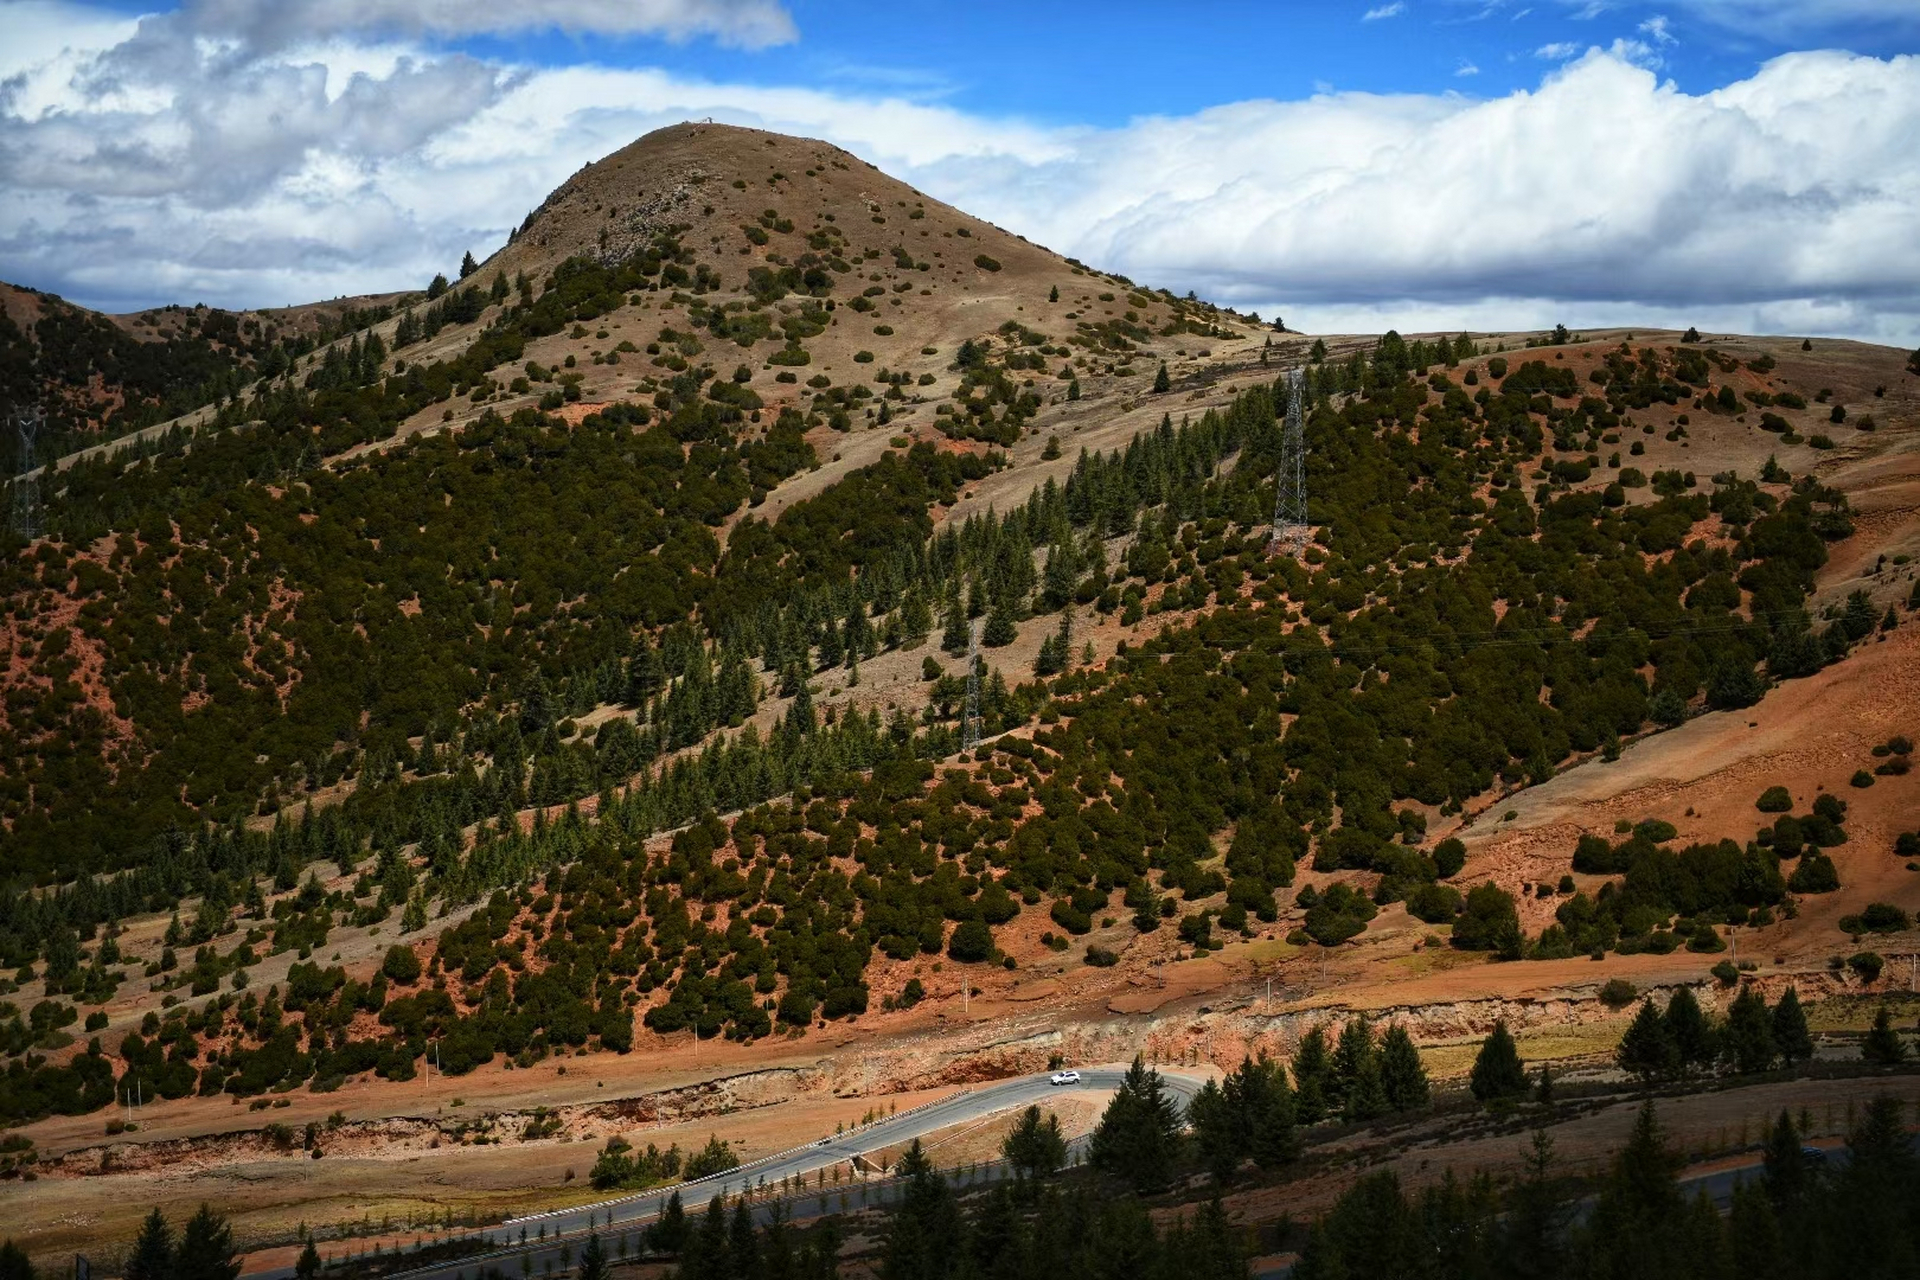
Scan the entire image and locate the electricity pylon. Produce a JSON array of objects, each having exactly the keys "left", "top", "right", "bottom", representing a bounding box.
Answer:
[
  {"left": 1268, "top": 368, "right": 1308, "bottom": 557},
  {"left": 9, "top": 406, "right": 43, "bottom": 541}
]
